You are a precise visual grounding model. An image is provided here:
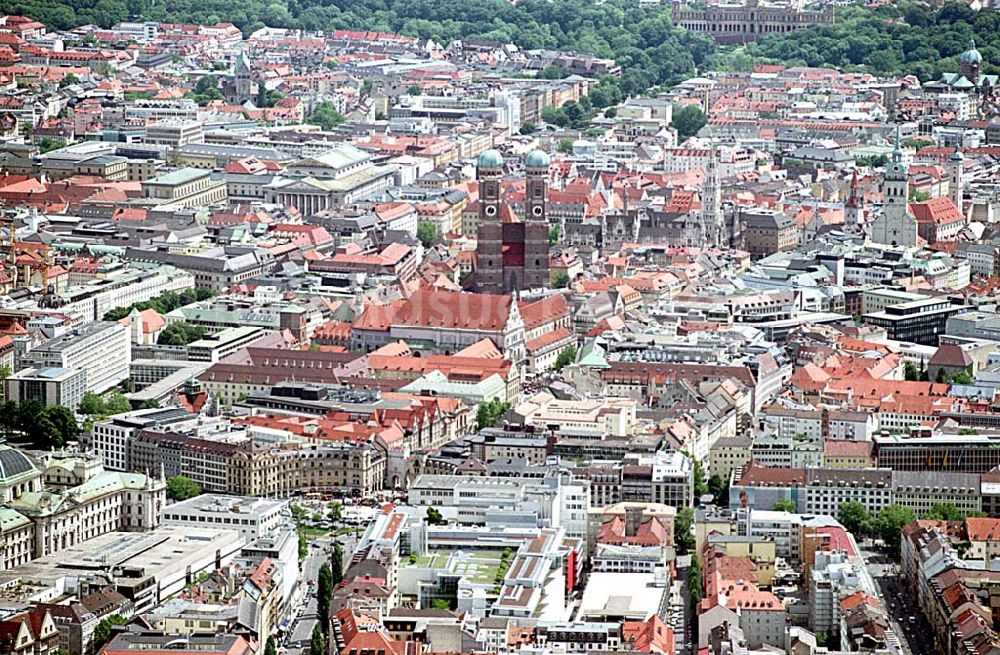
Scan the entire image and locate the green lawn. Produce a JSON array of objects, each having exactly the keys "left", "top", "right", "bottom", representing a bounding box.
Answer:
[
  {"left": 334, "top": 526, "right": 362, "bottom": 536},
  {"left": 404, "top": 550, "right": 504, "bottom": 584},
  {"left": 300, "top": 526, "right": 329, "bottom": 538}
]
